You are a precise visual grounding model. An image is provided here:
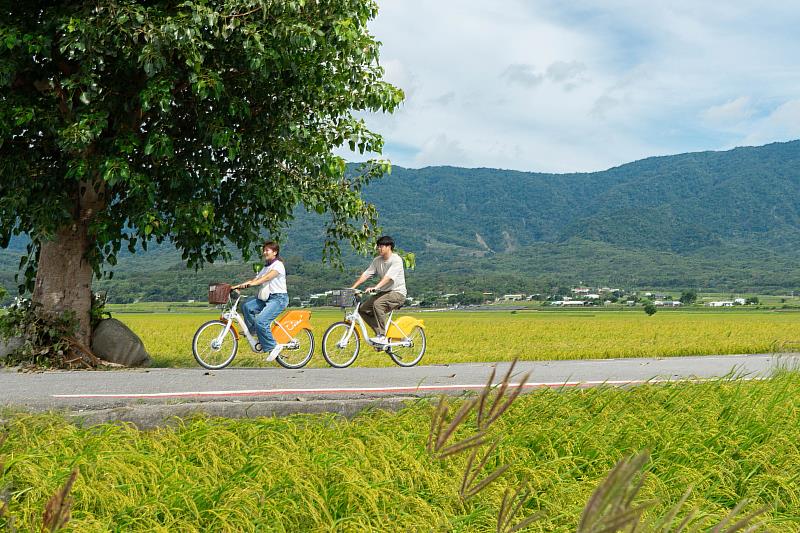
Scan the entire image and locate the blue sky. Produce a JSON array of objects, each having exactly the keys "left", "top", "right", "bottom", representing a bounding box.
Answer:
[{"left": 347, "top": 0, "right": 800, "bottom": 173}]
